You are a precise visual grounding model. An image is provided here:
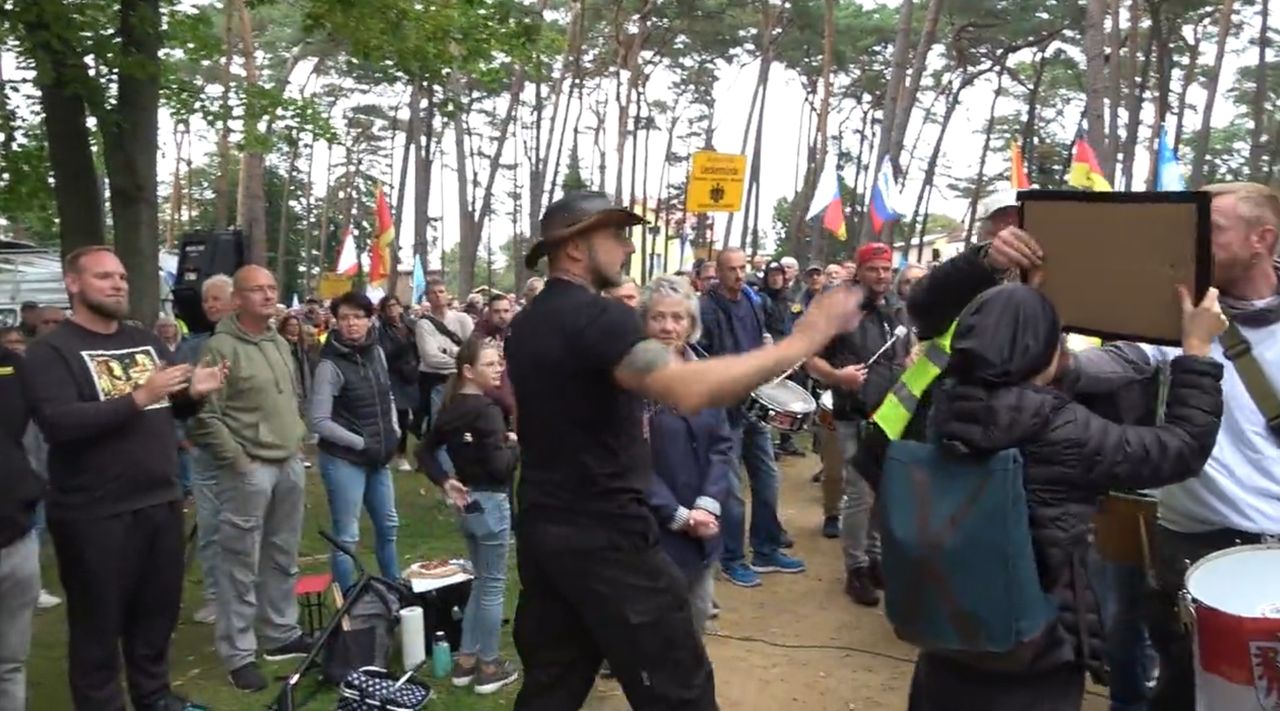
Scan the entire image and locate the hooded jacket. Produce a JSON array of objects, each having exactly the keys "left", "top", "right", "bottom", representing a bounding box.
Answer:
[
  {"left": 929, "top": 285, "right": 1224, "bottom": 680},
  {"left": 0, "top": 348, "right": 43, "bottom": 547},
  {"left": 188, "top": 315, "right": 308, "bottom": 471},
  {"left": 311, "top": 330, "right": 400, "bottom": 467}
]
